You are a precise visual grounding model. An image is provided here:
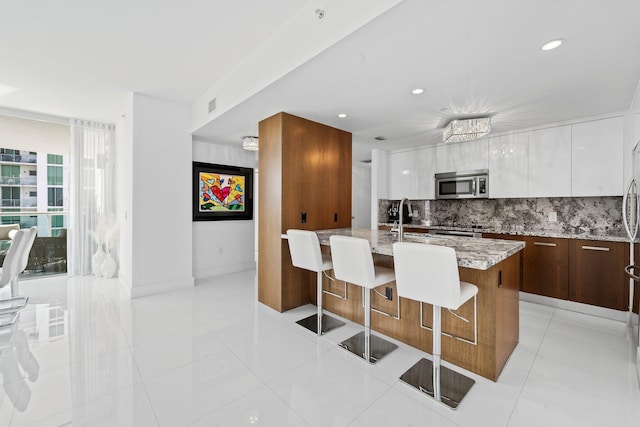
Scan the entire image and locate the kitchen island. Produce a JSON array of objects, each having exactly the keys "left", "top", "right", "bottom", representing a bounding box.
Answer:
[{"left": 310, "top": 228, "right": 525, "bottom": 381}]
